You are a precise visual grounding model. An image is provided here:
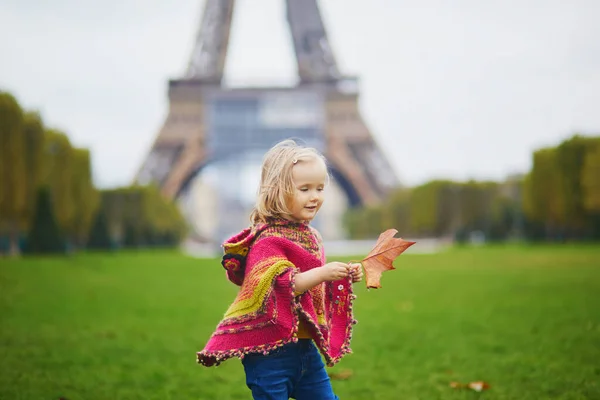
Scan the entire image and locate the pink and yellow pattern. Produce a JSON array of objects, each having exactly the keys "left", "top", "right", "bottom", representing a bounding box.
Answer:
[{"left": 197, "top": 218, "right": 356, "bottom": 367}]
